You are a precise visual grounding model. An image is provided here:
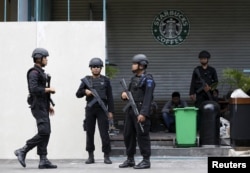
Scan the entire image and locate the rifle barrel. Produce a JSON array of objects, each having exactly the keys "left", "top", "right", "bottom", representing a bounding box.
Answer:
[{"left": 47, "top": 74, "right": 55, "bottom": 106}]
